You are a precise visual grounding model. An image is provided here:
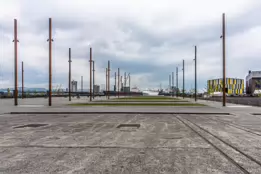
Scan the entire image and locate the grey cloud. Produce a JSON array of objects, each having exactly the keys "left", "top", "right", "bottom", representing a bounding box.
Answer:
[
  {"left": 118, "top": 4, "right": 261, "bottom": 51},
  {"left": 1, "top": 0, "right": 261, "bottom": 90}
]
